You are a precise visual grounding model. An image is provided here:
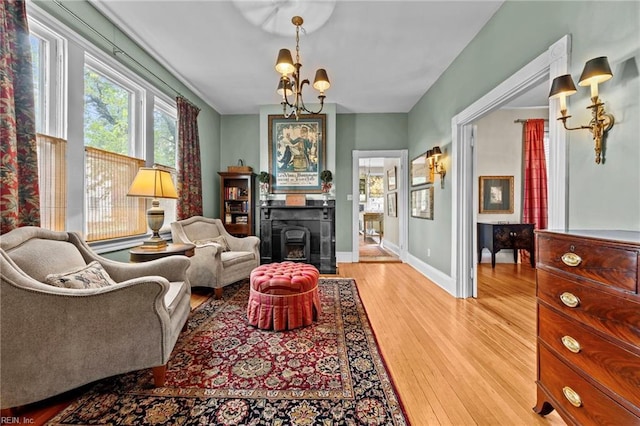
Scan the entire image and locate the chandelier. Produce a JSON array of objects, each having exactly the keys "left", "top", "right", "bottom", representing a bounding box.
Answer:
[{"left": 275, "top": 16, "right": 330, "bottom": 120}]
